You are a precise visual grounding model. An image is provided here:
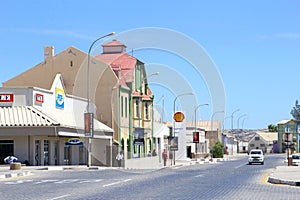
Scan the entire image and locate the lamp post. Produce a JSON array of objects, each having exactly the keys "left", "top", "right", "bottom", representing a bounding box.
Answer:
[
  {"left": 86, "top": 32, "right": 115, "bottom": 167},
  {"left": 173, "top": 92, "right": 193, "bottom": 165},
  {"left": 211, "top": 110, "right": 225, "bottom": 131},
  {"left": 231, "top": 109, "right": 240, "bottom": 130},
  {"left": 284, "top": 127, "right": 292, "bottom": 166},
  {"left": 241, "top": 117, "right": 248, "bottom": 129},
  {"left": 194, "top": 104, "right": 209, "bottom": 160},
  {"left": 237, "top": 114, "right": 247, "bottom": 129},
  {"left": 140, "top": 72, "right": 159, "bottom": 94}
]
